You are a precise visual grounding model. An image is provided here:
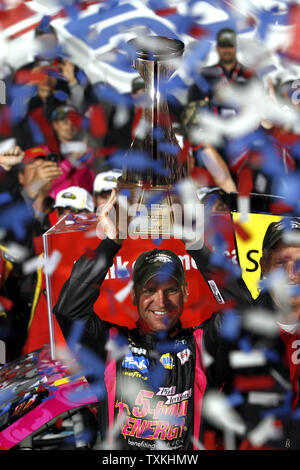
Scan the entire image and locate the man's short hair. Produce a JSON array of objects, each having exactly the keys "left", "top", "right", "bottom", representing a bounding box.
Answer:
[
  {"left": 132, "top": 249, "right": 185, "bottom": 288},
  {"left": 262, "top": 217, "right": 300, "bottom": 252},
  {"left": 216, "top": 28, "right": 237, "bottom": 47}
]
